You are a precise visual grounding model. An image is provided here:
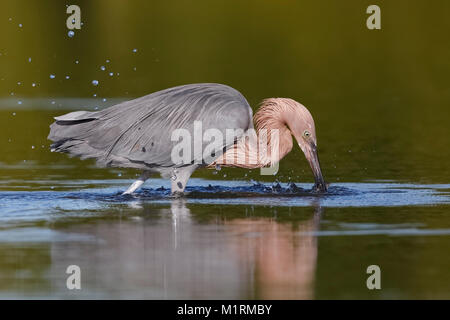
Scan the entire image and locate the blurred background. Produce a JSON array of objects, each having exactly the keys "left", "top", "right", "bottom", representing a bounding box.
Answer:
[
  {"left": 0, "top": 0, "right": 449, "bottom": 183},
  {"left": 1, "top": 0, "right": 450, "bottom": 299}
]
